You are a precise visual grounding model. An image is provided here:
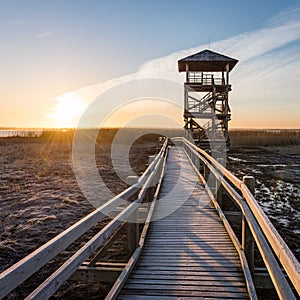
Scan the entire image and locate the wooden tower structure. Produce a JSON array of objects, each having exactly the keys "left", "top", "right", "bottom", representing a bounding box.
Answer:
[{"left": 178, "top": 49, "right": 238, "bottom": 149}]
